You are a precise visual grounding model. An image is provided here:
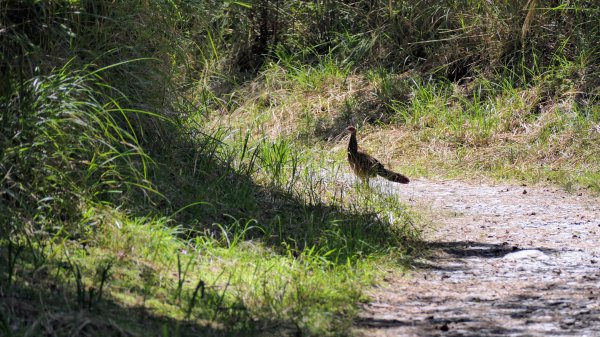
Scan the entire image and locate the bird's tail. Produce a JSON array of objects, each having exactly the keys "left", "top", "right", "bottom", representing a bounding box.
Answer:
[{"left": 378, "top": 167, "right": 410, "bottom": 184}]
